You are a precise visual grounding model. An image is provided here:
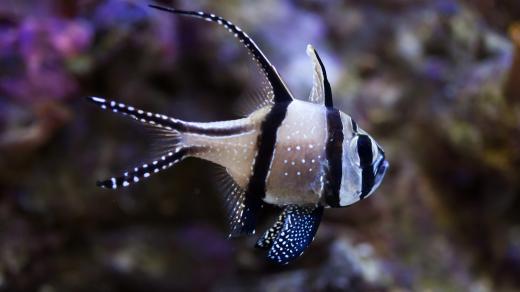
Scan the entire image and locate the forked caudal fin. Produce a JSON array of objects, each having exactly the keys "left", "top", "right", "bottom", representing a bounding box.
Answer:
[{"left": 87, "top": 96, "right": 203, "bottom": 189}]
